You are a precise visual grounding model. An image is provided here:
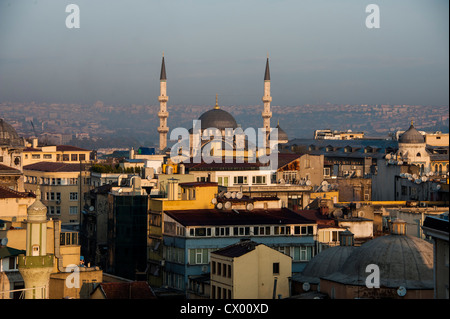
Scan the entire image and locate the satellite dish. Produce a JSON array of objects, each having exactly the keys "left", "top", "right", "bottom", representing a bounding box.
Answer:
[
  {"left": 333, "top": 209, "right": 343, "bottom": 218},
  {"left": 225, "top": 192, "right": 232, "bottom": 199},
  {"left": 216, "top": 203, "right": 223, "bottom": 209},
  {"left": 246, "top": 203, "right": 254, "bottom": 211},
  {"left": 302, "top": 282, "right": 311, "bottom": 292},
  {"left": 305, "top": 180, "right": 312, "bottom": 186},
  {"left": 321, "top": 180, "right": 329, "bottom": 186},
  {"left": 397, "top": 286, "right": 407, "bottom": 297},
  {"left": 146, "top": 175, "right": 152, "bottom": 180},
  {"left": 224, "top": 201, "right": 232, "bottom": 210},
  {"left": 89, "top": 206, "right": 94, "bottom": 212},
  {"left": 397, "top": 161, "right": 403, "bottom": 165},
  {"left": 279, "top": 179, "right": 285, "bottom": 185},
  {"left": 412, "top": 174, "right": 418, "bottom": 179},
  {"left": 236, "top": 192, "right": 243, "bottom": 199},
  {"left": 211, "top": 198, "right": 217, "bottom": 205},
  {"left": 400, "top": 173, "right": 406, "bottom": 178},
  {"left": 1, "top": 238, "right": 8, "bottom": 246},
  {"left": 118, "top": 188, "right": 123, "bottom": 193},
  {"left": 231, "top": 192, "right": 236, "bottom": 199},
  {"left": 421, "top": 176, "right": 428, "bottom": 182},
  {"left": 357, "top": 211, "right": 365, "bottom": 218},
  {"left": 415, "top": 179, "right": 421, "bottom": 184},
  {"left": 385, "top": 154, "right": 391, "bottom": 160},
  {"left": 436, "top": 184, "right": 441, "bottom": 190}
]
